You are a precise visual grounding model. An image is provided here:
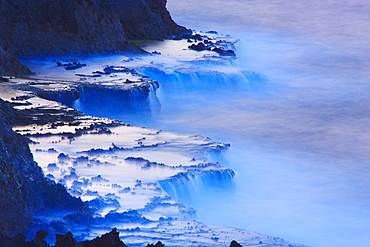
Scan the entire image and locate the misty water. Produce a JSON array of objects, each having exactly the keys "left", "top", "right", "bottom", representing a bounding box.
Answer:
[
  {"left": 29, "top": 1, "right": 370, "bottom": 246},
  {"left": 138, "top": 1, "right": 370, "bottom": 246}
]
